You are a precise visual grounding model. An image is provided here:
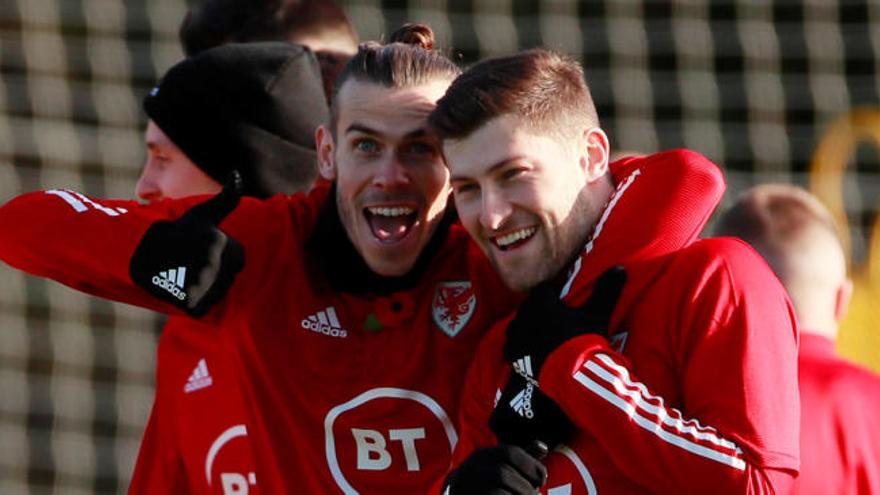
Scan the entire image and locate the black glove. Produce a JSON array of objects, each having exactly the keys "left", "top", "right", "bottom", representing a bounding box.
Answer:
[
  {"left": 442, "top": 444, "right": 547, "bottom": 495},
  {"left": 504, "top": 266, "right": 626, "bottom": 384},
  {"left": 130, "top": 173, "right": 244, "bottom": 317},
  {"left": 490, "top": 373, "right": 574, "bottom": 457}
]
